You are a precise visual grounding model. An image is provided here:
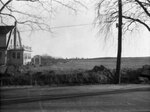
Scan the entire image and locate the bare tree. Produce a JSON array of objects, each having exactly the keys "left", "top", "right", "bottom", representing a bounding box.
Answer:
[
  {"left": 0, "top": 0, "right": 86, "bottom": 31},
  {"left": 95, "top": 0, "right": 150, "bottom": 33},
  {"left": 95, "top": 0, "right": 150, "bottom": 84}
]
